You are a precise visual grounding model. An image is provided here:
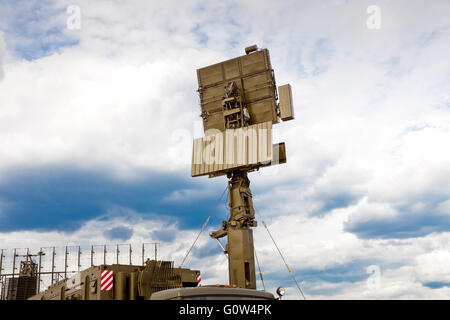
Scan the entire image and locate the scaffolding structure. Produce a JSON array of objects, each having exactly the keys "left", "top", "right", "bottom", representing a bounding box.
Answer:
[{"left": 0, "top": 243, "right": 158, "bottom": 300}]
